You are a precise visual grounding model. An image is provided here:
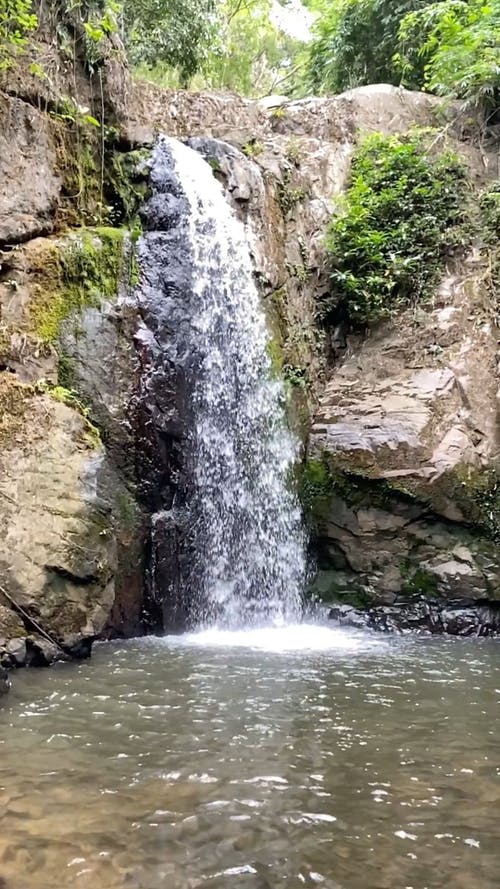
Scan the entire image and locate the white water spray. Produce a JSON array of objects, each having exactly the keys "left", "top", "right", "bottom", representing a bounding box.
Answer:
[{"left": 156, "top": 138, "right": 307, "bottom": 628}]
